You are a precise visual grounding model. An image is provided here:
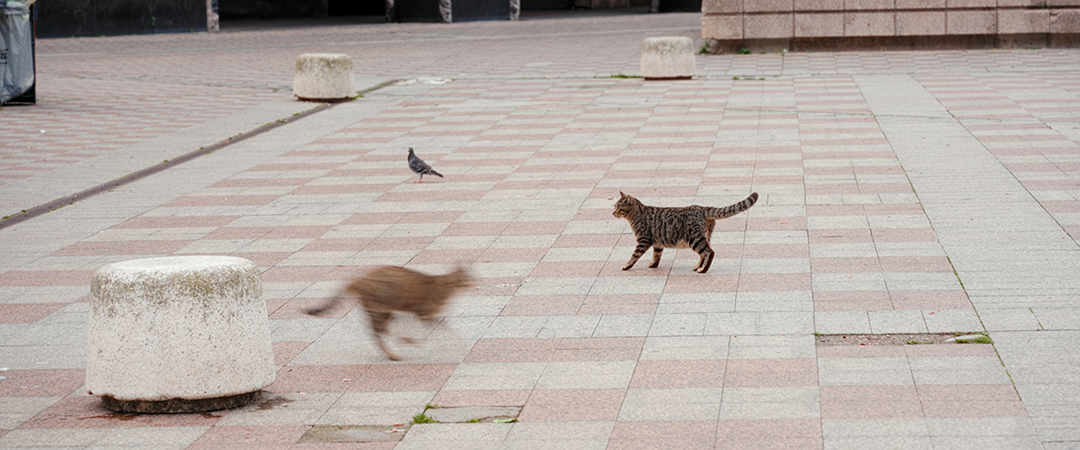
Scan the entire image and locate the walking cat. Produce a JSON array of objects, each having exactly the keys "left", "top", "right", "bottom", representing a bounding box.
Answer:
[
  {"left": 303, "top": 265, "right": 473, "bottom": 361},
  {"left": 612, "top": 192, "right": 758, "bottom": 274}
]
